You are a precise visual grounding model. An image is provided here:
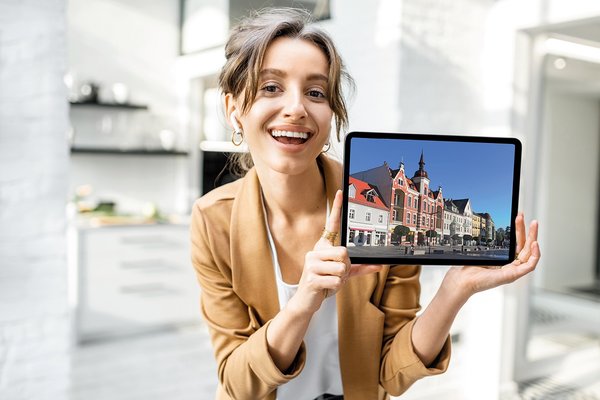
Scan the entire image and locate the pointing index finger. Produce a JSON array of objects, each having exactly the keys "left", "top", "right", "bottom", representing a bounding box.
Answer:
[{"left": 326, "top": 190, "right": 343, "bottom": 235}]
